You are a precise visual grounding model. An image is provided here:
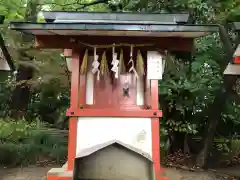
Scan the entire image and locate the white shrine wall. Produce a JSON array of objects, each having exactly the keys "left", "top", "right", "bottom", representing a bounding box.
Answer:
[{"left": 76, "top": 117, "right": 152, "bottom": 157}]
